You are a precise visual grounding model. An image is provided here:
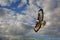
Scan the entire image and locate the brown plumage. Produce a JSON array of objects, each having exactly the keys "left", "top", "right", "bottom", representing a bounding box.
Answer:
[{"left": 34, "top": 8, "right": 46, "bottom": 32}]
